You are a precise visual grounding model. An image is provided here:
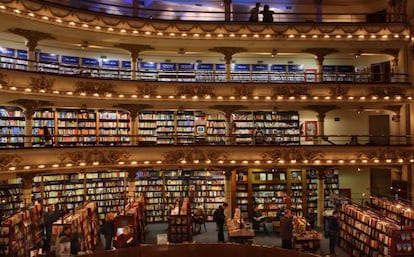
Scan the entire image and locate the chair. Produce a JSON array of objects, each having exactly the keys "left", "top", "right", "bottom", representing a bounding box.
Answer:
[{"left": 192, "top": 208, "right": 207, "bottom": 233}]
